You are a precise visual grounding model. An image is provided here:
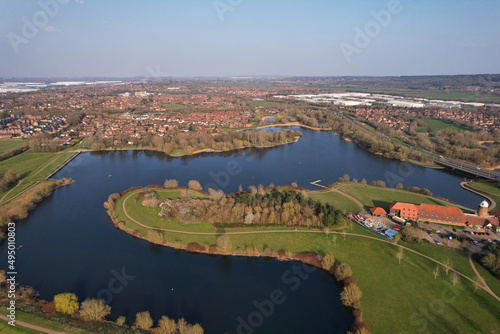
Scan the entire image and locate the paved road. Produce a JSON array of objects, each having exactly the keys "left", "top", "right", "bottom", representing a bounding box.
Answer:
[{"left": 330, "top": 109, "right": 500, "bottom": 180}]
